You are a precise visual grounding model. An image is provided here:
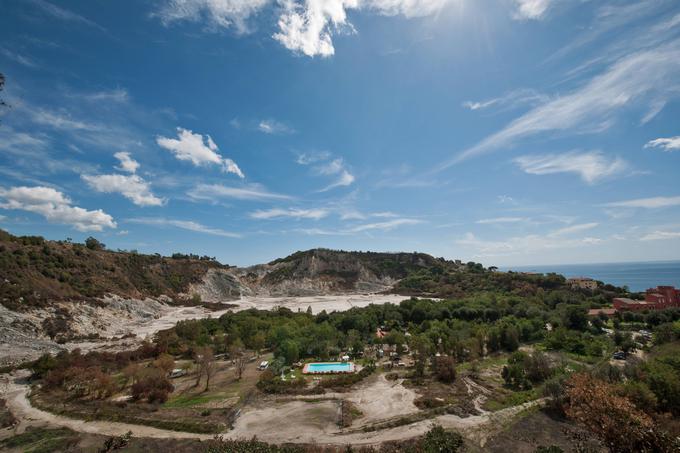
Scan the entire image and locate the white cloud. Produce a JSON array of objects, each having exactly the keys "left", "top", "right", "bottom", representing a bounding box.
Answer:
[
  {"left": 512, "top": 0, "right": 551, "bottom": 20},
  {"left": 258, "top": 119, "right": 294, "bottom": 134},
  {"left": 349, "top": 218, "right": 422, "bottom": 232},
  {"left": 78, "top": 88, "right": 129, "bottom": 103},
  {"left": 0, "top": 186, "right": 116, "bottom": 231},
  {"left": 640, "top": 231, "right": 680, "bottom": 241},
  {"left": 188, "top": 183, "right": 292, "bottom": 201},
  {"left": 456, "top": 231, "right": 602, "bottom": 259},
  {"left": 274, "top": 0, "right": 452, "bottom": 57},
  {"left": 114, "top": 151, "right": 140, "bottom": 173},
  {"left": 250, "top": 207, "right": 329, "bottom": 220},
  {"left": 476, "top": 217, "right": 526, "bottom": 224},
  {"left": 30, "top": 0, "right": 106, "bottom": 31},
  {"left": 296, "top": 151, "right": 331, "bottom": 165},
  {"left": 604, "top": 196, "right": 680, "bottom": 209},
  {"left": 315, "top": 158, "right": 355, "bottom": 191},
  {"left": 645, "top": 136, "right": 680, "bottom": 152},
  {"left": 462, "top": 89, "right": 548, "bottom": 112},
  {"left": 549, "top": 222, "right": 598, "bottom": 236},
  {"left": 0, "top": 47, "right": 39, "bottom": 68},
  {"left": 514, "top": 151, "right": 627, "bottom": 184},
  {"left": 293, "top": 217, "right": 423, "bottom": 235},
  {"left": 155, "top": 0, "right": 270, "bottom": 34},
  {"left": 82, "top": 174, "right": 165, "bottom": 207},
  {"left": 156, "top": 127, "right": 244, "bottom": 177},
  {"left": 442, "top": 41, "right": 680, "bottom": 167},
  {"left": 31, "top": 108, "right": 100, "bottom": 131},
  {"left": 127, "top": 217, "right": 240, "bottom": 238}
]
